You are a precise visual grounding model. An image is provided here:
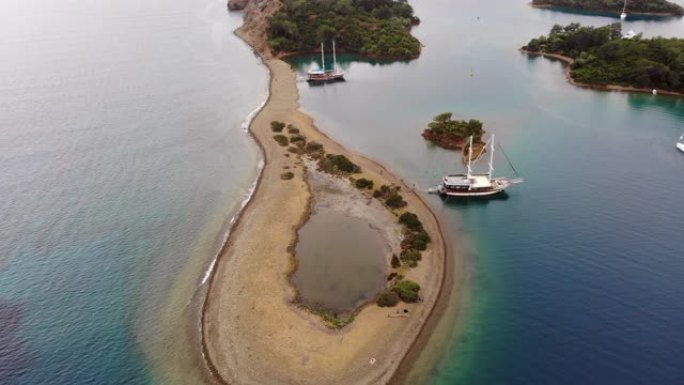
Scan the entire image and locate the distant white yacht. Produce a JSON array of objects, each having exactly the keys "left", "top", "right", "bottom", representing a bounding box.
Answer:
[{"left": 677, "top": 134, "right": 684, "bottom": 153}]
